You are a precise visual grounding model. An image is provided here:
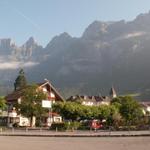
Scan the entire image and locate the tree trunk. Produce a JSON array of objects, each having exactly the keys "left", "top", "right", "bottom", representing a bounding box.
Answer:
[{"left": 31, "top": 116, "right": 36, "bottom": 127}]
